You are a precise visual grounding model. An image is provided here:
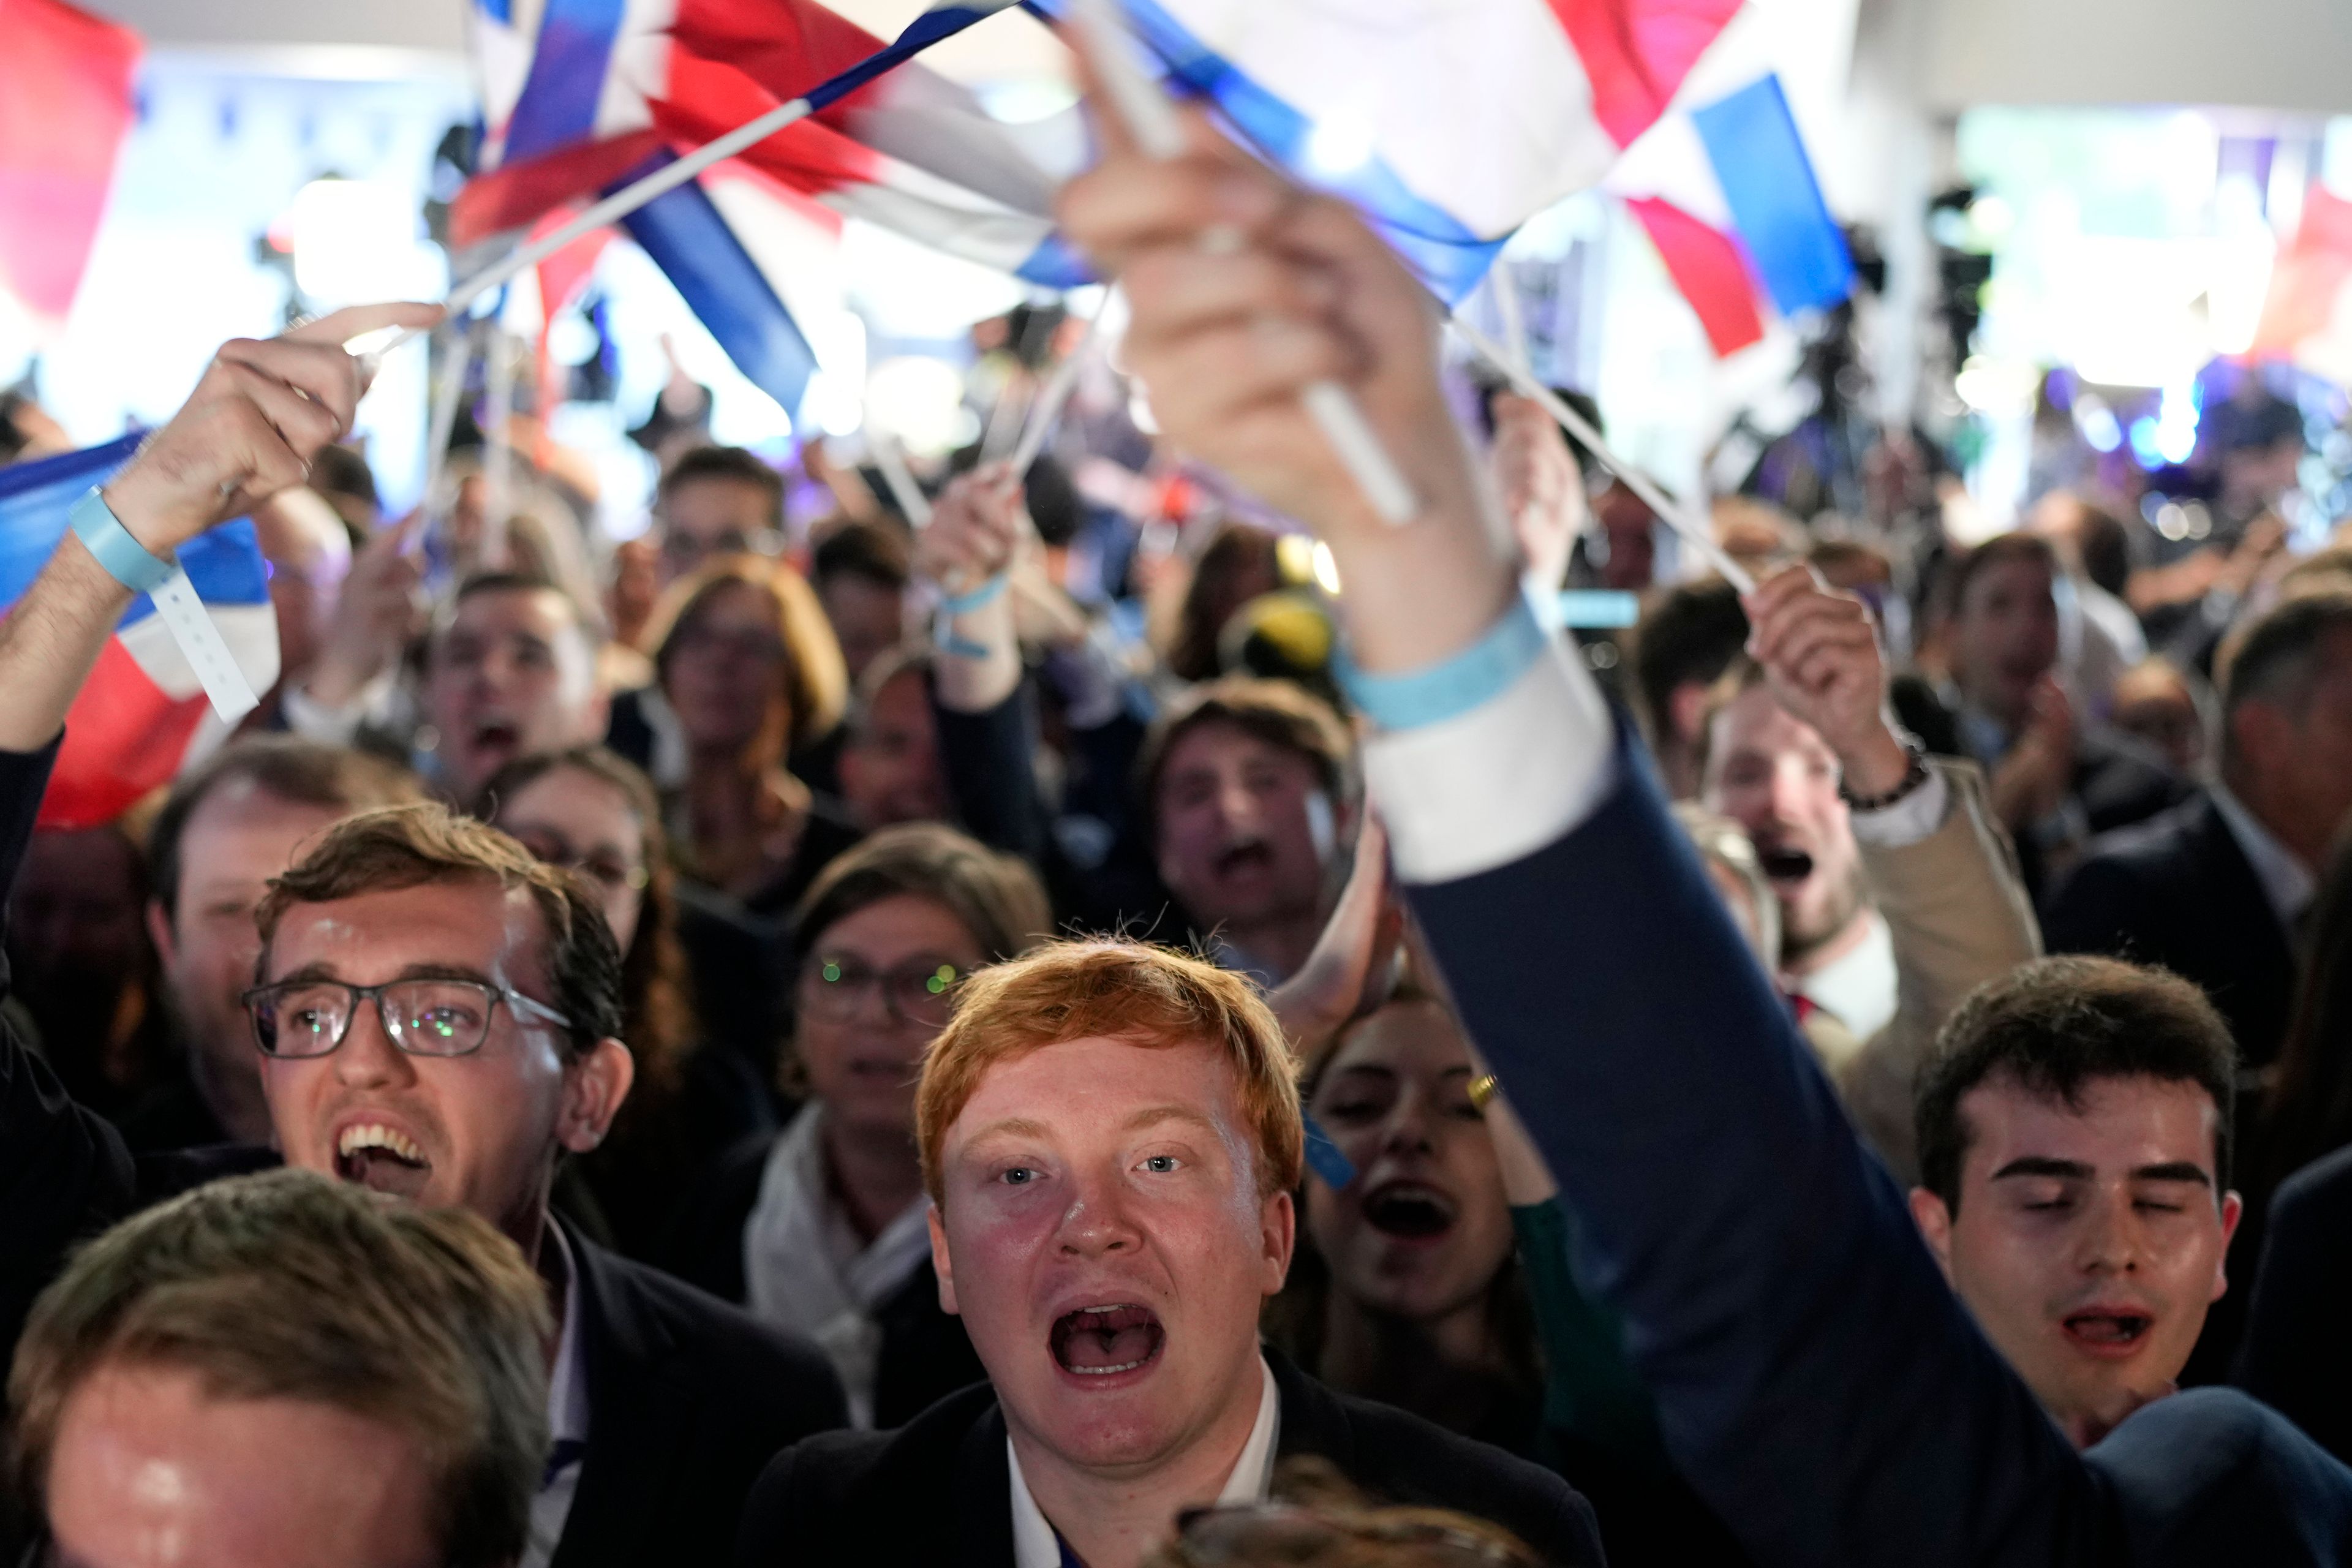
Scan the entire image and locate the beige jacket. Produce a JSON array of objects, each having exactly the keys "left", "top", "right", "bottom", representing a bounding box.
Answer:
[{"left": 1812, "top": 759, "right": 2043, "bottom": 1186}]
